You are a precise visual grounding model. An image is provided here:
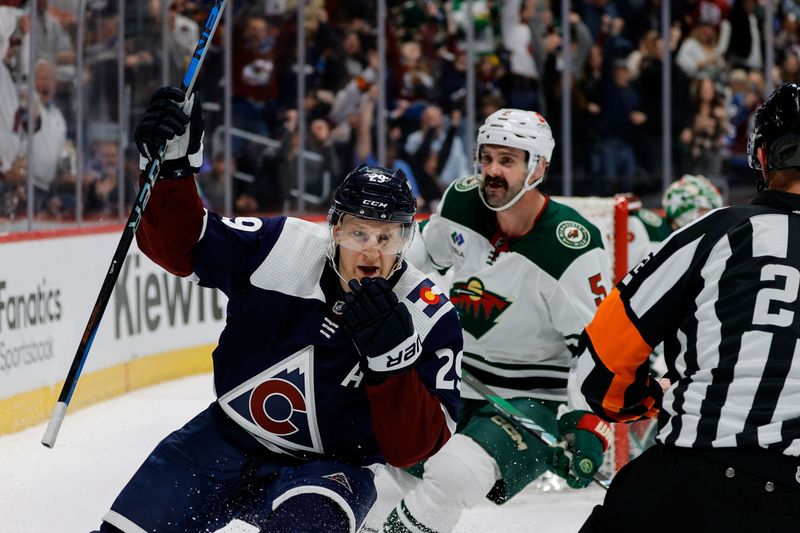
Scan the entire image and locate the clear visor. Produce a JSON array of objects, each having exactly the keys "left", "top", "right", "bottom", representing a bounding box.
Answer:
[{"left": 332, "top": 215, "right": 414, "bottom": 257}]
